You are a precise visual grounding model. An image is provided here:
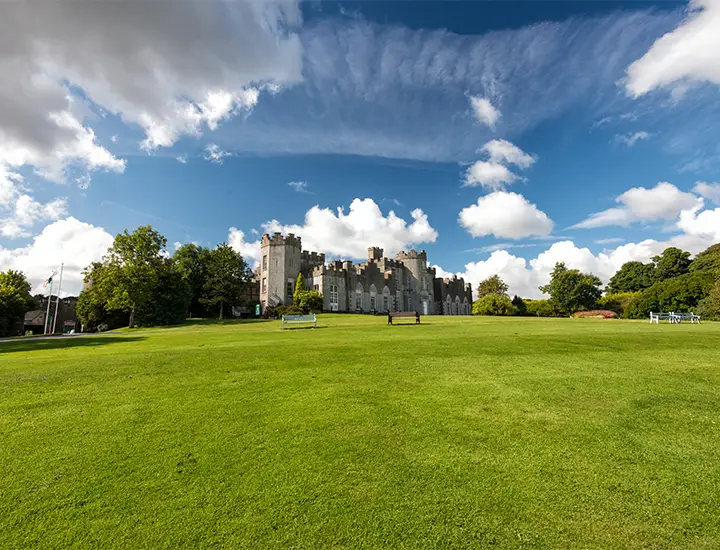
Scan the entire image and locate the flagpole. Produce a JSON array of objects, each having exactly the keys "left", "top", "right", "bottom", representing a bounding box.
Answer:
[
  {"left": 44, "top": 278, "right": 54, "bottom": 335},
  {"left": 51, "top": 263, "right": 64, "bottom": 335}
]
